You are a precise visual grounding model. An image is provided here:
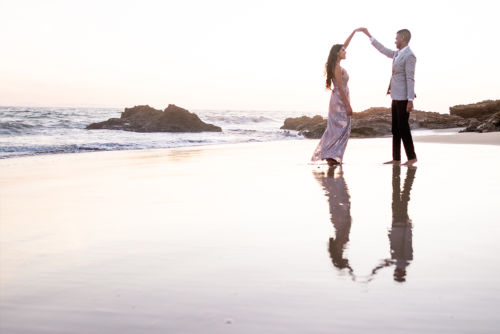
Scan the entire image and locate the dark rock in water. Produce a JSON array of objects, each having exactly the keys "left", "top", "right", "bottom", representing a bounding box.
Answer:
[
  {"left": 282, "top": 107, "right": 468, "bottom": 139},
  {"left": 350, "top": 108, "right": 392, "bottom": 138},
  {"left": 411, "top": 110, "right": 468, "bottom": 129},
  {"left": 460, "top": 111, "right": 500, "bottom": 133},
  {"left": 87, "top": 104, "right": 222, "bottom": 133},
  {"left": 460, "top": 119, "right": 481, "bottom": 133},
  {"left": 450, "top": 100, "right": 500, "bottom": 120},
  {"left": 281, "top": 115, "right": 327, "bottom": 139},
  {"left": 351, "top": 119, "right": 391, "bottom": 138},
  {"left": 281, "top": 115, "right": 325, "bottom": 132},
  {"left": 302, "top": 123, "right": 328, "bottom": 139}
]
